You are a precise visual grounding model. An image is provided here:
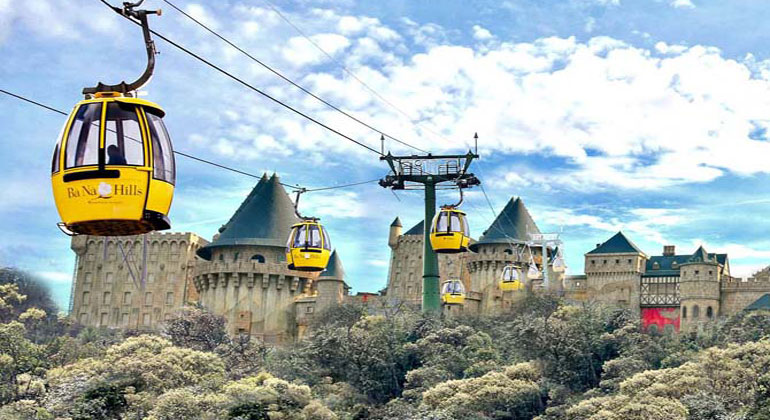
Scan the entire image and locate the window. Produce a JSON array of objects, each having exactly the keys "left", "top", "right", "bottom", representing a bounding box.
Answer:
[
  {"left": 322, "top": 227, "right": 332, "bottom": 251},
  {"left": 603, "top": 260, "right": 607, "bottom": 265},
  {"left": 82, "top": 291, "right": 90, "bottom": 305},
  {"left": 306, "top": 306, "right": 314, "bottom": 313},
  {"left": 123, "top": 291, "right": 131, "bottom": 304},
  {"left": 615, "top": 259, "right": 620, "bottom": 264},
  {"left": 682, "top": 306, "right": 687, "bottom": 319},
  {"left": 695, "top": 270, "right": 700, "bottom": 275},
  {"left": 142, "top": 313, "right": 151, "bottom": 326},
  {"left": 627, "top": 259, "right": 632, "bottom": 264},
  {"left": 591, "top": 260, "right": 595, "bottom": 265},
  {"left": 449, "top": 213, "right": 462, "bottom": 232},
  {"left": 146, "top": 112, "right": 175, "bottom": 183},
  {"left": 166, "top": 292, "right": 174, "bottom": 305},
  {"left": 100, "top": 312, "right": 109, "bottom": 326},
  {"left": 65, "top": 103, "right": 101, "bottom": 168},
  {"left": 105, "top": 272, "right": 113, "bottom": 283},
  {"left": 103, "top": 291, "right": 111, "bottom": 305},
  {"left": 309, "top": 225, "right": 322, "bottom": 248},
  {"left": 121, "top": 313, "right": 129, "bottom": 326},
  {"left": 292, "top": 225, "right": 307, "bottom": 248},
  {"left": 145, "top": 292, "right": 153, "bottom": 305},
  {"left": 707, "top": 306, "right": 713, "bottom": 318},
  {"left": 653, "top": 262, "right": 660, "bottom": 270},
  {"left": 251, "top": 254, "right": 265, "bottom": 263},
  {"left": 85, "top": 272, "right": 93, "bottom": 283},
  {"left": 148, "top": 273, "right": 155, "bottom": 283},
  {"left": 79, "top": 313, "right": 89, "bottom": 324},
  {"left": 218, "top": 254, "right": 224, "bottom": 262},
  {"left": 709, "top": 270, "right": 713, "bottom": 275},
  {"left": 104, "top": 102, "right": 144, "bottom": 165},
  {"left": 51, "top": 130, "right": 62, "bottom": 173},
  {"left": 233, "top": 252, "right": 240, "bottom": 261},
  {"left": 436, "top": 213, "right": 449, "bottom": 232},
  {"left": 648, "top": 324, "right": 659, "bottom": 335},
  {"left": 693, "top": 305, "right": 700, "bottom": 319},
  {"left": 461, "top": 215, "right": 470, "bottom": 236}
]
